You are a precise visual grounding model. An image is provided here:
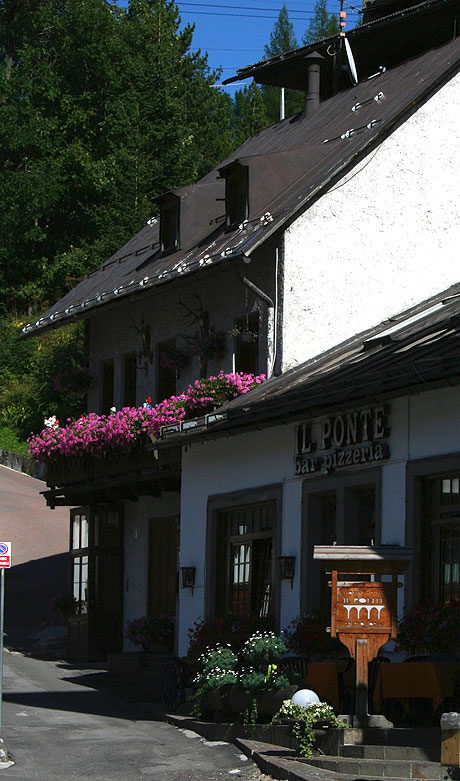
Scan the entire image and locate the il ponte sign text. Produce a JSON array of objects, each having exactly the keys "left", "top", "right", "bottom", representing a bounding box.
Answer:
[{"left": 294, "top": 405, "right": 390, "bottom": 476}]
